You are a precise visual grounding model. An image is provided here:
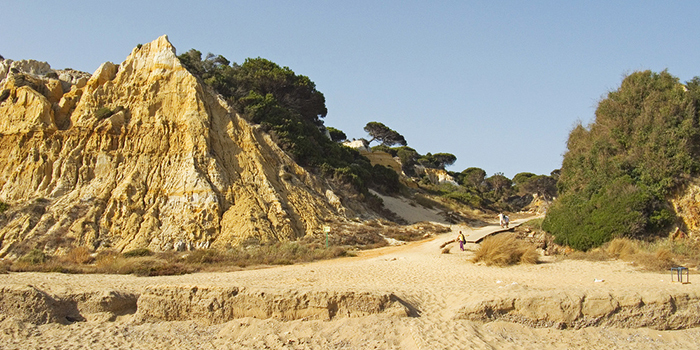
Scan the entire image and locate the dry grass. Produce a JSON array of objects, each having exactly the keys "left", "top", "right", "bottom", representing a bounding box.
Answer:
[
  {"left": 318, "top": 220, "right": 449, "bottom": 249},
  {"left": 4, "top": 241, "right": 351, "bottom": 276},
  {"left": 0, "top": 259, "right": 11, "bottom": 274},
  {"left": 472, "top": 233, "right": 539, "bottom": 266},
  {"left": 413, "top": 194, "right": 436, "bottom": 209},
  {"left": 96, "top": 256, "right": 194, "bottom": 276},
  {"left": 565, "top": 248, "right": 611, "bottom": 262},
  {"left": 383, "top": 221, "right": 451, "bottom": 242},
  {"left": 563, "top": 237, "right": 700, "bottom": 272},
  {"left": 183, "top": 242, "right": 349, "bottom": 268},
  {"left": 606, "top": 238, "right": 638, "bottom": 260},
  {"left": 64, "top": 246, "right": 94, "bottom": 264},
  {"left": 2, "top": 219, "right": 447, "bottom": 276}
]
